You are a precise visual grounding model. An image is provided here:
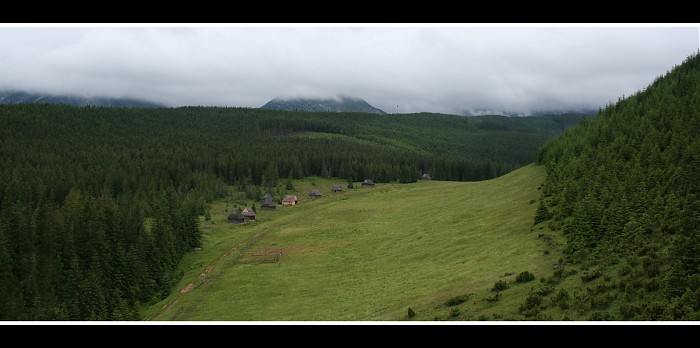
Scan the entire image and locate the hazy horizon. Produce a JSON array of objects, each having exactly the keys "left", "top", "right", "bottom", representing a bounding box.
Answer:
[{"left": 1, "top": 25, "right": 698, "bottom": 115}]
